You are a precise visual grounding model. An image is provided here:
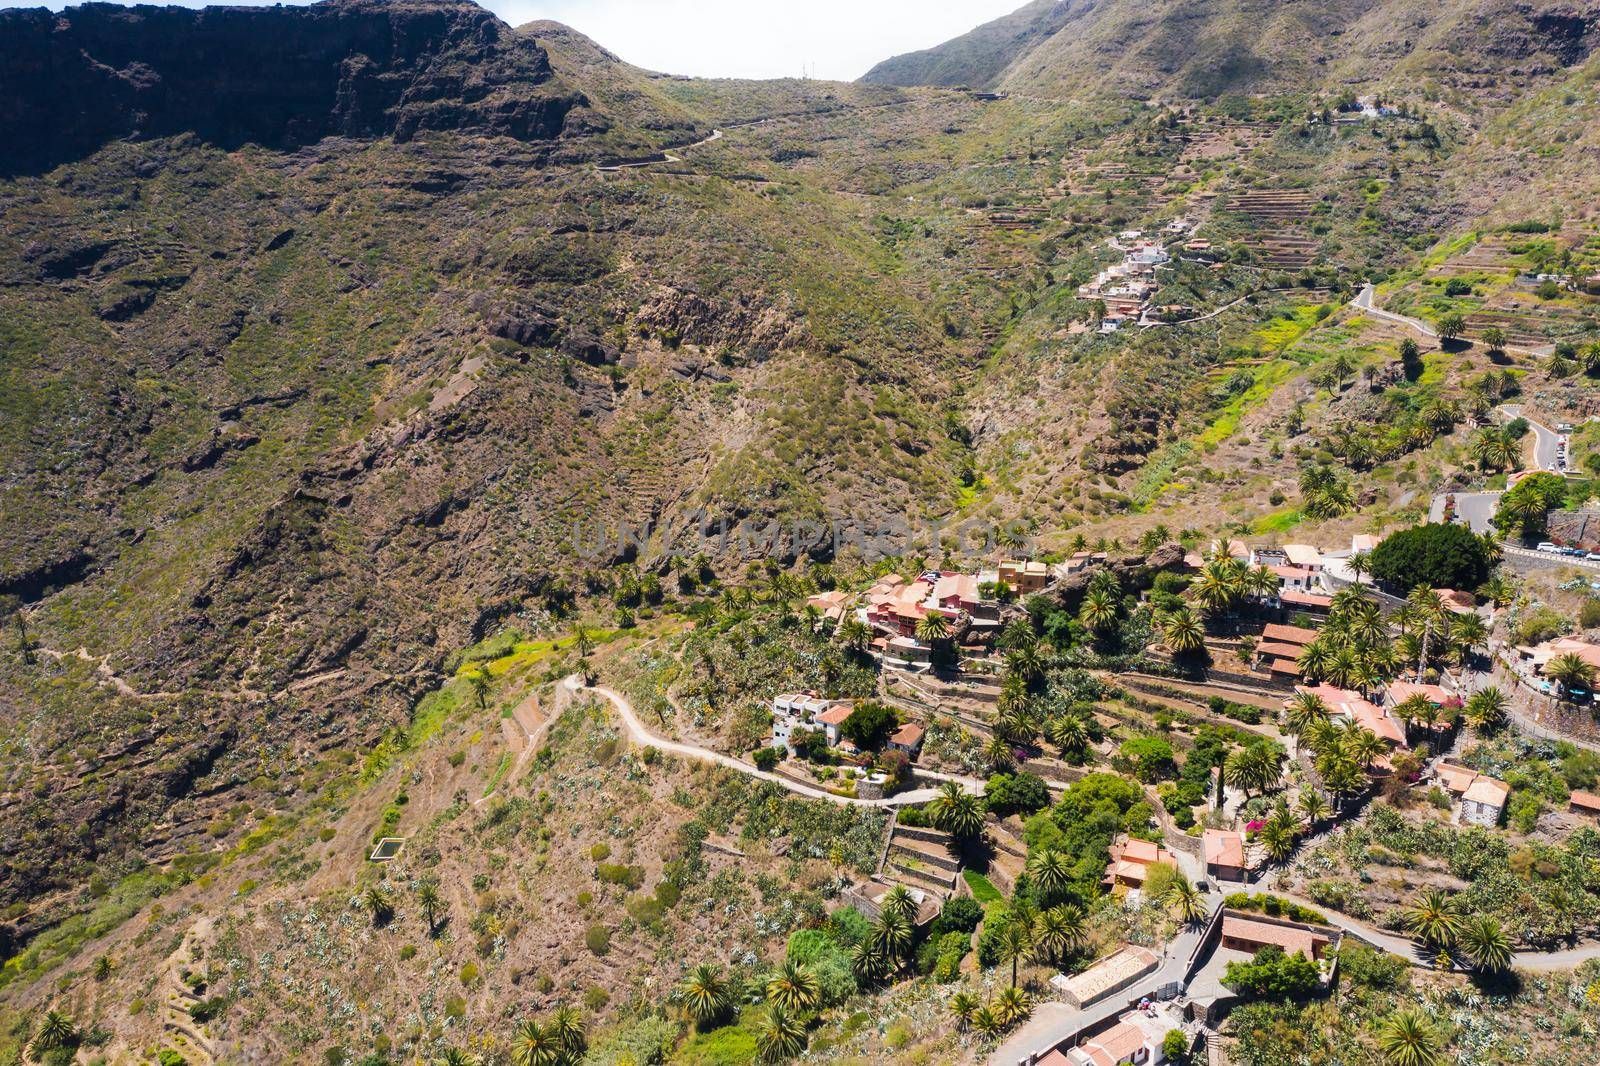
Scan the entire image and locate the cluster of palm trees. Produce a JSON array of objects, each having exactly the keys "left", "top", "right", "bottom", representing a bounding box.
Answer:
[
  {"left": 359, "top": 880, "right": 447, "bottom": 935},
  {"left": 1291, "top": 585, "right": 1486, "bottom": 699},
  {"left": 508, "top": 1006, "right": 588, "bottom": 1066},
  {"left": 675, "top": 955, "right": 819, "bottom": 1063},
  {"left": 850, "top": 884, "right": 923, "bottom": 985},
  {"left": 948, "top": 985, "right": 1033, "bottom": 1038},
  {"left": 1403, "top": 889, "right": 1513, "bottom": 974},
  {"left": 1185, "top": 552, "right": 1281, "bottom": 626},
  {"left": 1300, "top": 465, "right": 1357, "bottom": 519},
  {"left": 1468, "top": 425, "right": 1523, "bottom": 472},
  {"left": 1281, "top": 691, "right": 1386, "bottom": 811}
]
